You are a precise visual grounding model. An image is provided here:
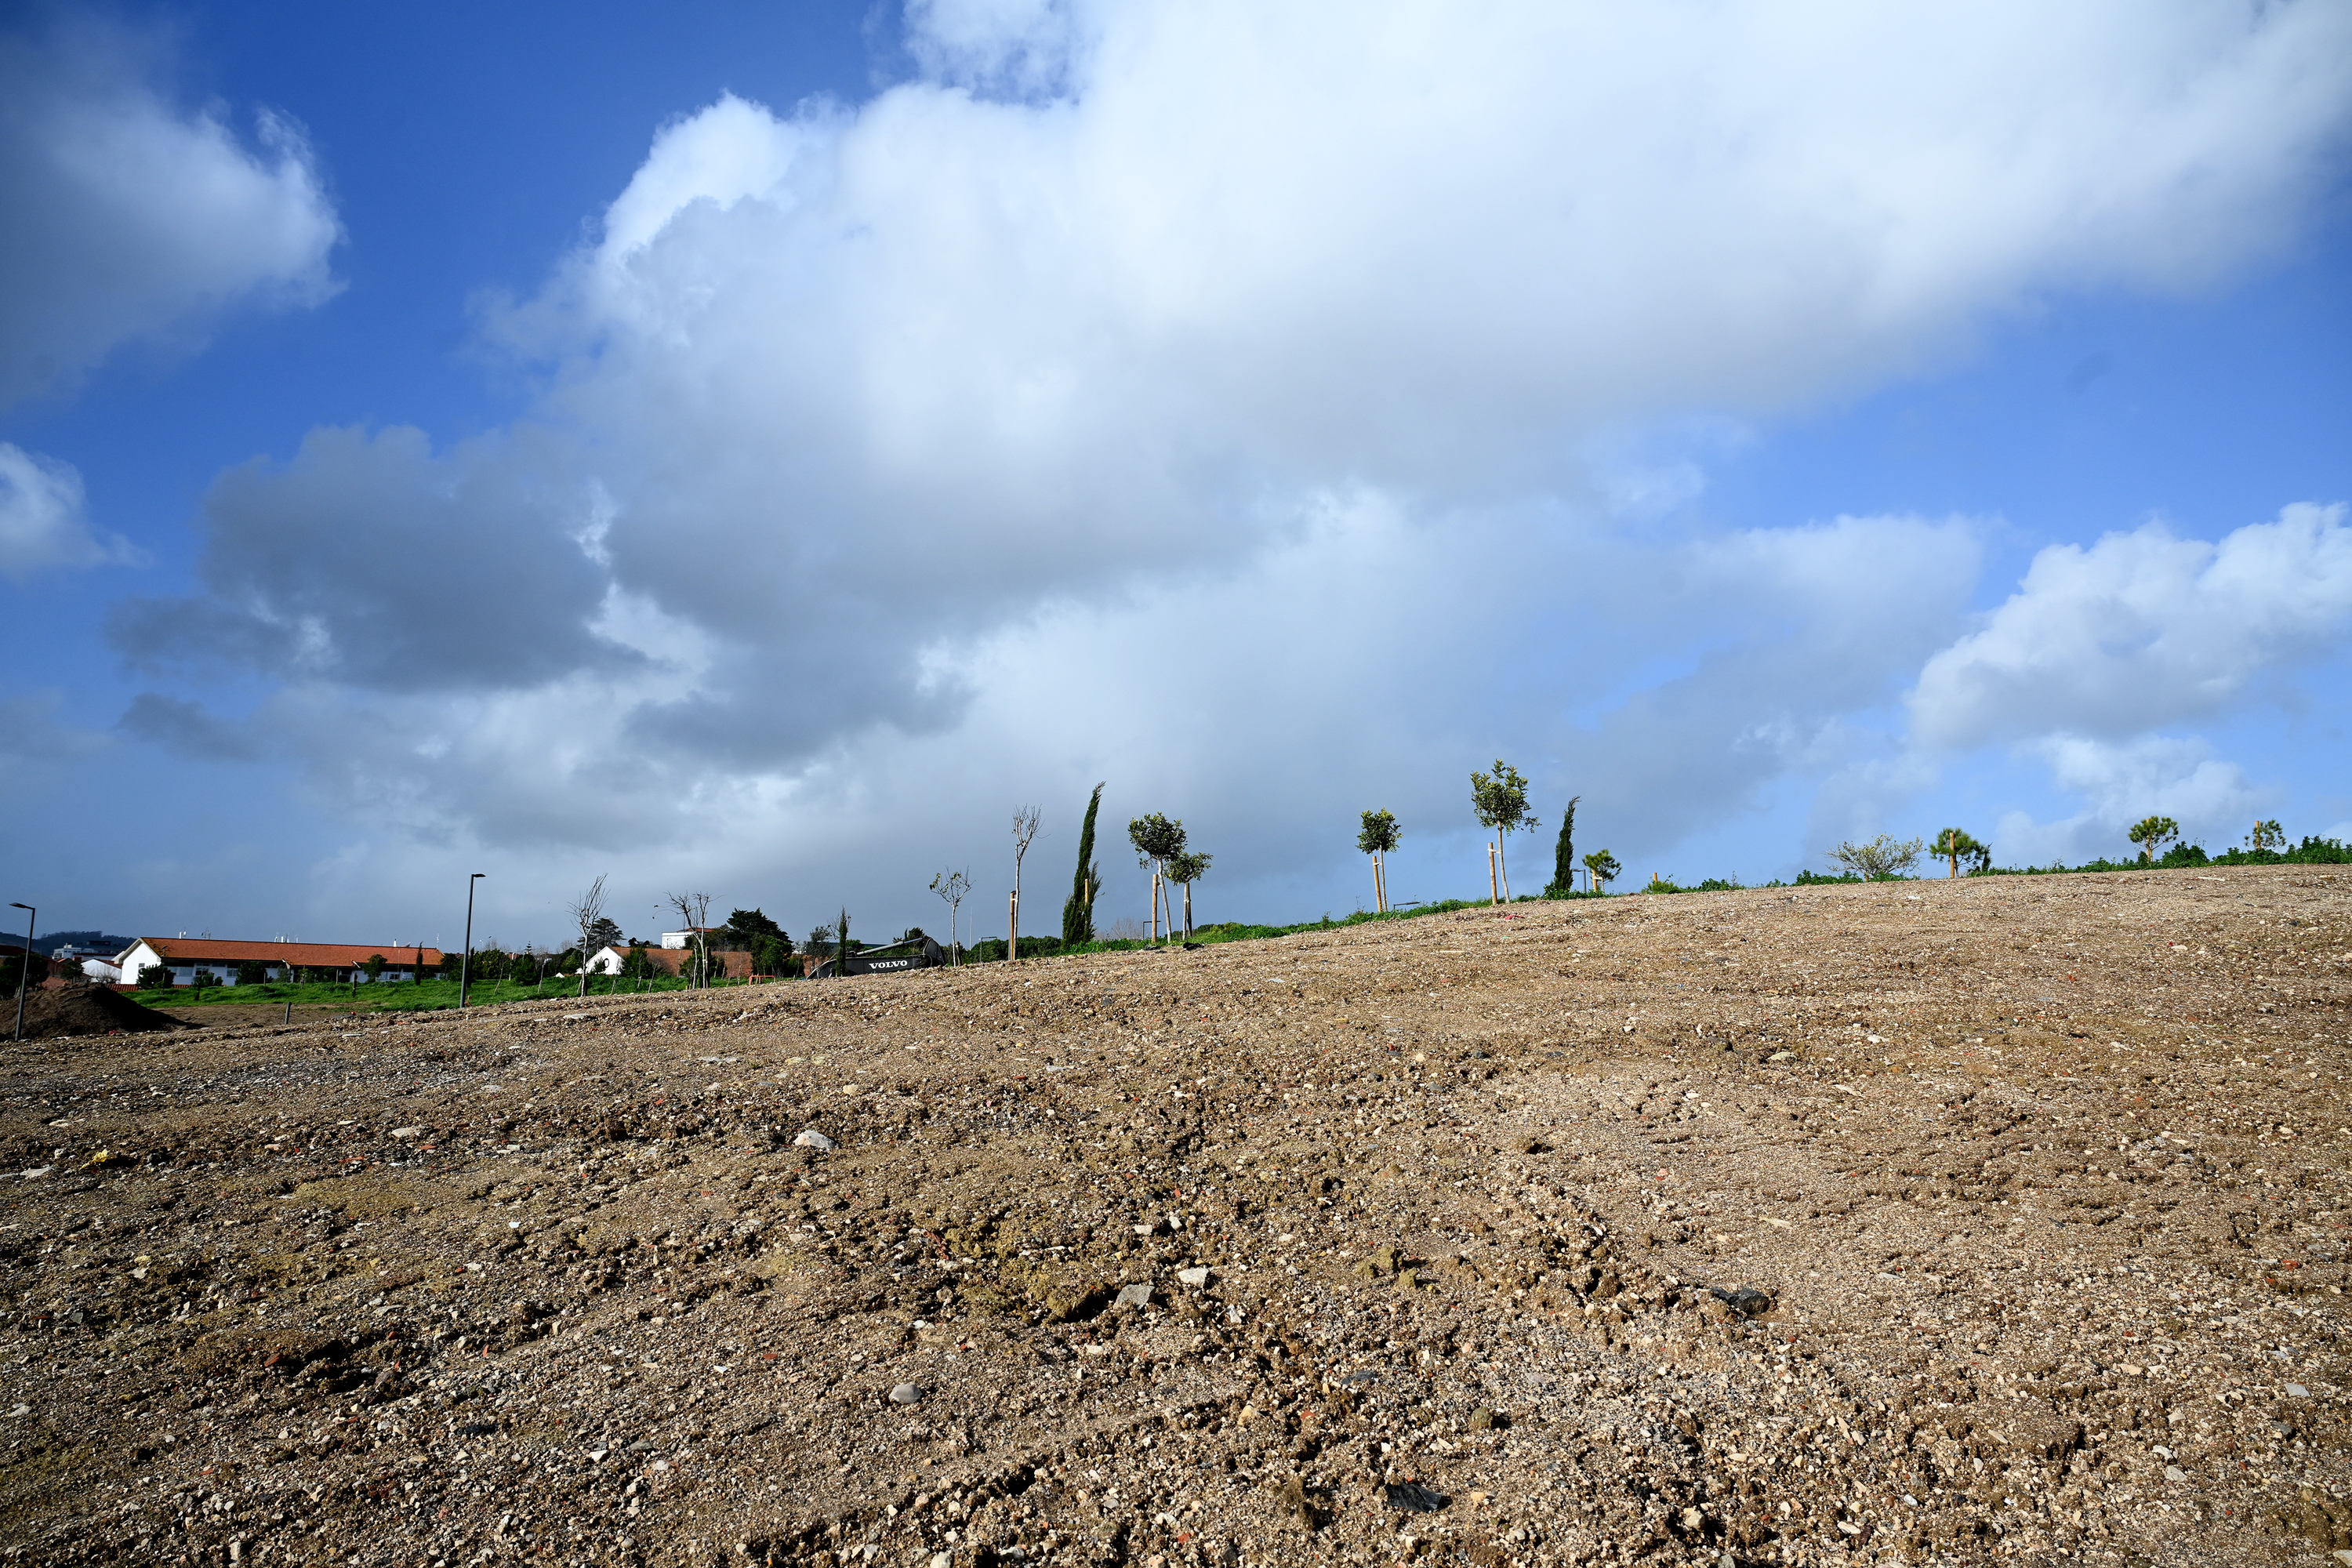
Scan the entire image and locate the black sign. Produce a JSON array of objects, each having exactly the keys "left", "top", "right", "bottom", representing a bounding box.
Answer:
[{"left": 811, "top": 937, "right": 947, "bottom": 978}]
